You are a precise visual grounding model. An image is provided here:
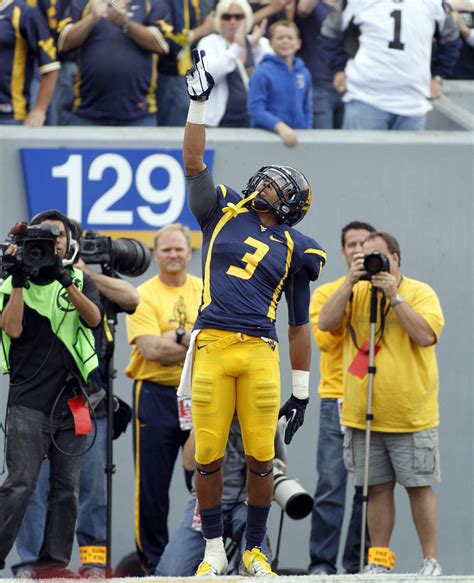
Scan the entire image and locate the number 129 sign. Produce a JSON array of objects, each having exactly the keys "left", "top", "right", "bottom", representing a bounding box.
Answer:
[{"left": 21, "top": 148, "right": 214, "bottom": 246}]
